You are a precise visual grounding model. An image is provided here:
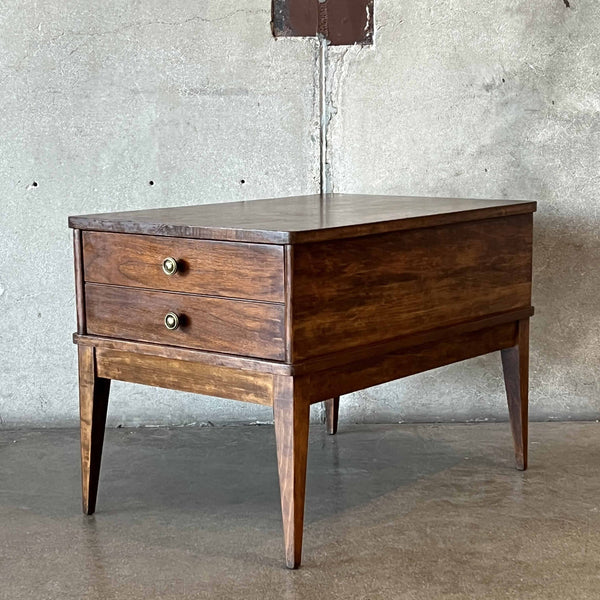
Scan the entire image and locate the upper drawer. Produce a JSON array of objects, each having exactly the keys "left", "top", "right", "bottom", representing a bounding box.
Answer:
[{"left": 82, "top": 231, "right": 285, "bottom": 302}]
